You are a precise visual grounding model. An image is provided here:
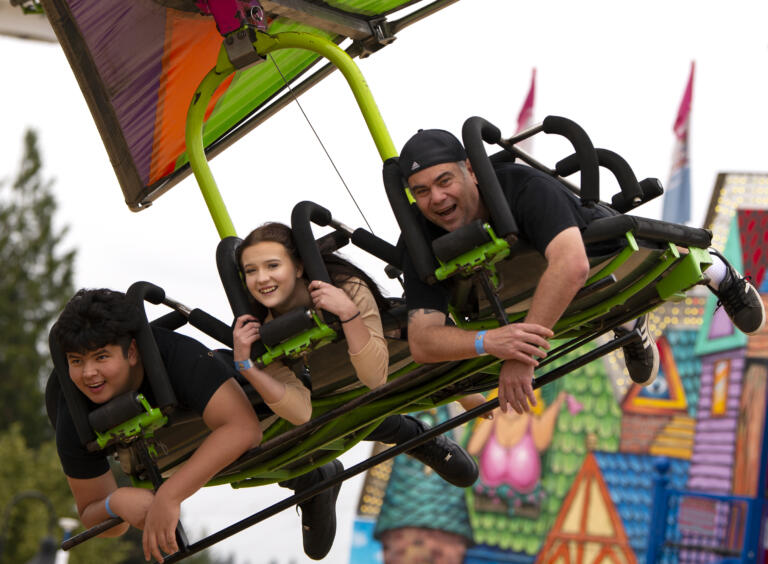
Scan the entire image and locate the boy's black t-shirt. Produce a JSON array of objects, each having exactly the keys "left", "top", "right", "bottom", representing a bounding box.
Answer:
[
  {"left": 55, "top": 327, "right": 233, "bottom": 479},
  {"left": 403, "top": 162, "right": 620, "bottom": 314}
]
